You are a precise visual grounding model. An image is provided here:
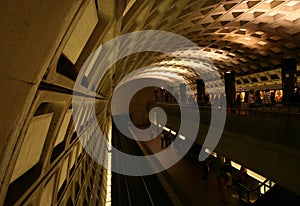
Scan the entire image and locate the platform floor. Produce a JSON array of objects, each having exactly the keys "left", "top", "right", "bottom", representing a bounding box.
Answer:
[{"left": 132, "top": 127, "right": 242, "bottom": 206}]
